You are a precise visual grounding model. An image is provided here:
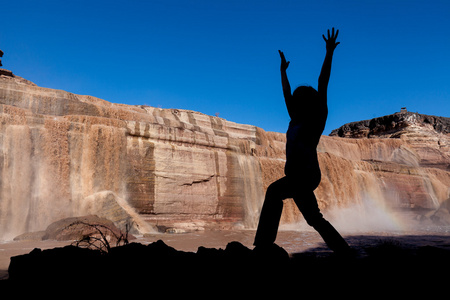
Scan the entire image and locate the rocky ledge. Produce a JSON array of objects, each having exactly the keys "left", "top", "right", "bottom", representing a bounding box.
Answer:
[
  {"left": 330, "top": 111, "right": 450, "bottom": 138},
  {"left": 0, "top": 68, "right": 36, "bottom": 85},
  {"left": 330, "top": 111, "right": 450, "bottom": 172},
  {"left": 2, "top": 238, "right": 449, "bottom": 296}
]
